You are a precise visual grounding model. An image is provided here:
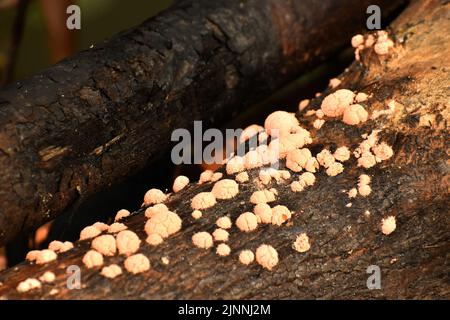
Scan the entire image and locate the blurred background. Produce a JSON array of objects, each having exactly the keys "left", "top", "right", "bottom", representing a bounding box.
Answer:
[{"left": 0, "top": 0, "right": 172, "bottom": 83}]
